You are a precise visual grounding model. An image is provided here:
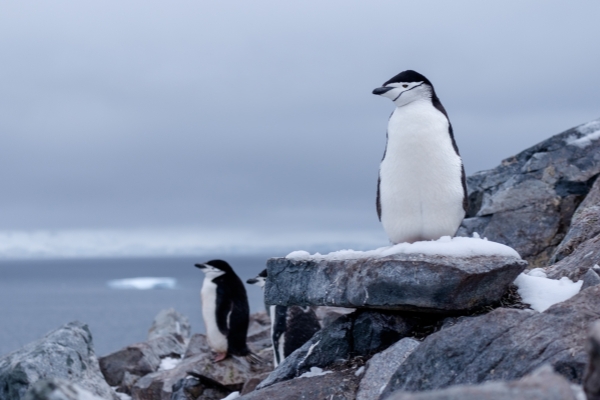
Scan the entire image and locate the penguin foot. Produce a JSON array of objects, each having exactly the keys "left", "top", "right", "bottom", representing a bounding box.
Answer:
[{"left": 213, "top": 352, "right": 228, "bottom": 362}]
